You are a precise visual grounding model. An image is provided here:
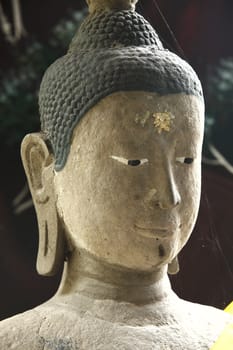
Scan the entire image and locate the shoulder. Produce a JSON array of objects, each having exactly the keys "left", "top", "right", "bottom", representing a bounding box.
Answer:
[
  {"left": 0, "top": 308, "right": 45, "bottom": 349},
  {"left": 0, "top": 302, "right": 82, "bottom": 350},
  {"left": 175, "top": 299, "right": 233, "bottom": 347},
  {"left": 180, "top": 298, "right": 233, "bottom": 324}
]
